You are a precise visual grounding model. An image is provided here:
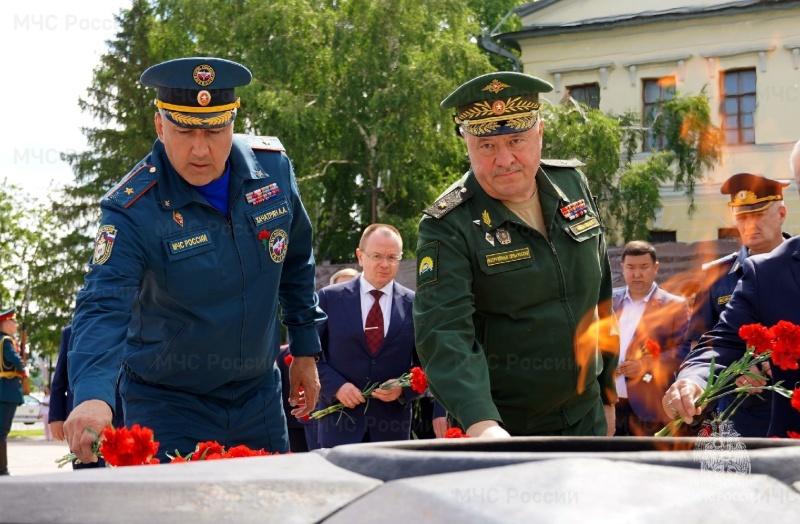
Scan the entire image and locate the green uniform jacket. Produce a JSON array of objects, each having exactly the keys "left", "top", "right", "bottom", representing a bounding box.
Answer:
[{"left": 413, "top": 161, "right": 619, "bottom": 435}]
